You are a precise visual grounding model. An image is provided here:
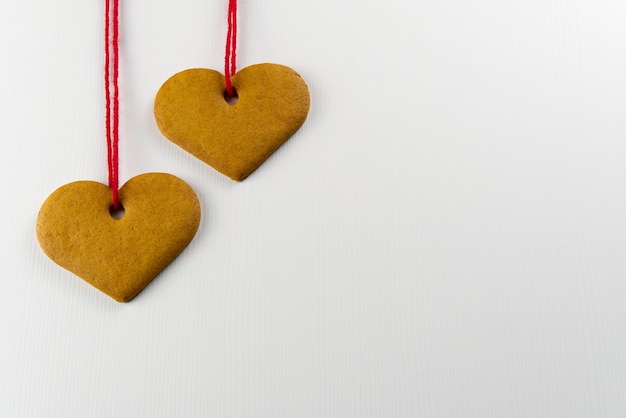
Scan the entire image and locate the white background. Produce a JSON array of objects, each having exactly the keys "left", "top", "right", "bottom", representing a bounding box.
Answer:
[{"left": 1, "top": 1, "right": 625, "bottom": 417}]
